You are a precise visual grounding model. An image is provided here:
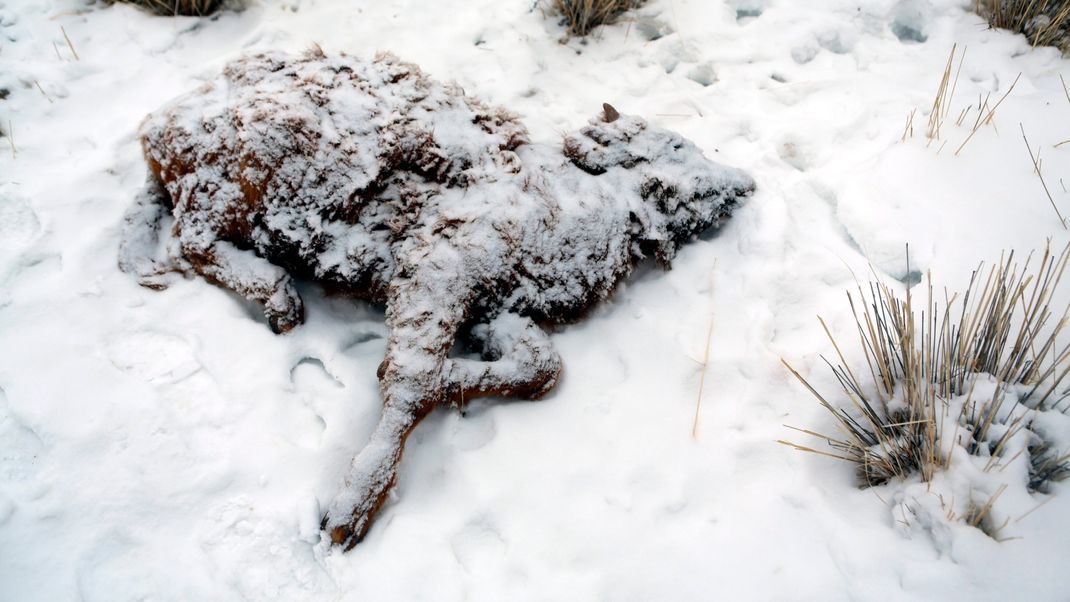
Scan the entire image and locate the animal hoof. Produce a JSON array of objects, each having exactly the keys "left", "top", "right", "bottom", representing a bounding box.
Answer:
[
  {"left": 330, "top": 524, "right": 351, "bottom": 545},
  {"left": 267, "top": 300, "right": 304, "bottom": 333},
  {"left": 266, "top": 280, "right": 304, "bottom": 333},
  {"left": 268, "top": 314, "right": 299, "bottom": 334},
  {"left": 322, "top": 513, "right": 369, "bottom": 550}
]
